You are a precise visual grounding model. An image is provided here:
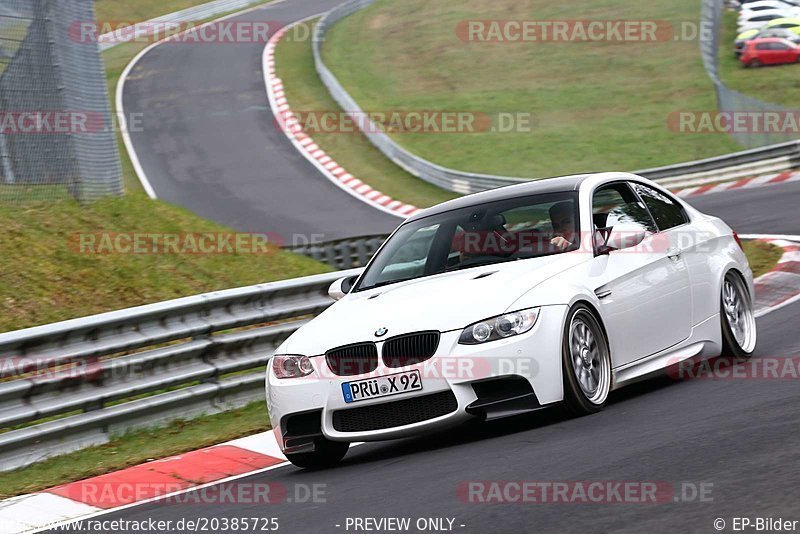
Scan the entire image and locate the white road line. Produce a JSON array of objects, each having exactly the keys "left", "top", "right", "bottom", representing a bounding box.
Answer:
[
  {"left": 262, "top": 18, "right": 407, "bottom": 219},
  {"left": 115, "top": 0, "right": 288, "bottom": 199}
]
